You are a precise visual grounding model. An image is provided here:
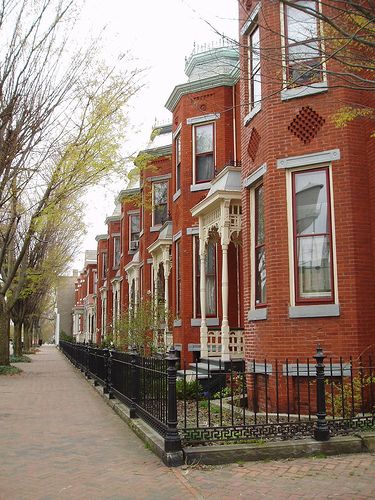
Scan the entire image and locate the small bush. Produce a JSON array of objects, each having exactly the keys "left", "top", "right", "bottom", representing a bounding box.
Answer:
[
  {"left": 0, "top": 365, "right": 22, "bottom": 375},
  {"left": 10, "top": 355, "right": 31, "bottom": 363},
  {"left": 176, "top": 379, "right": 203, "bottom": 400}
]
